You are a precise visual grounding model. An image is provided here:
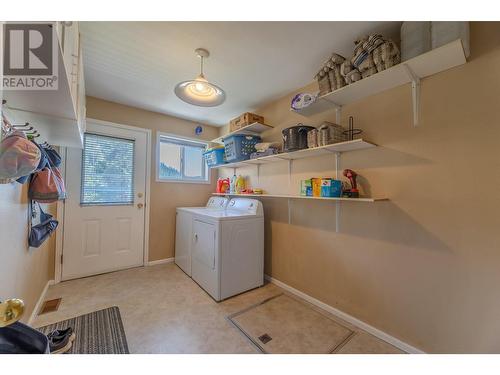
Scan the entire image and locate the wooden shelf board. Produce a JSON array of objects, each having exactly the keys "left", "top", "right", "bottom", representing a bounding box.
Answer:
[
  {"left": 211, "top": 122, "right": 273, "bottom": 143},
  {"left": 212, "top": 192, "right": 386, "bottom": 203},
  {"left": 293, "top": 39, "right": 466, "bottom": 116},
  {"left": 210, "top": 139, "right": 376, "bottom": 169}
]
